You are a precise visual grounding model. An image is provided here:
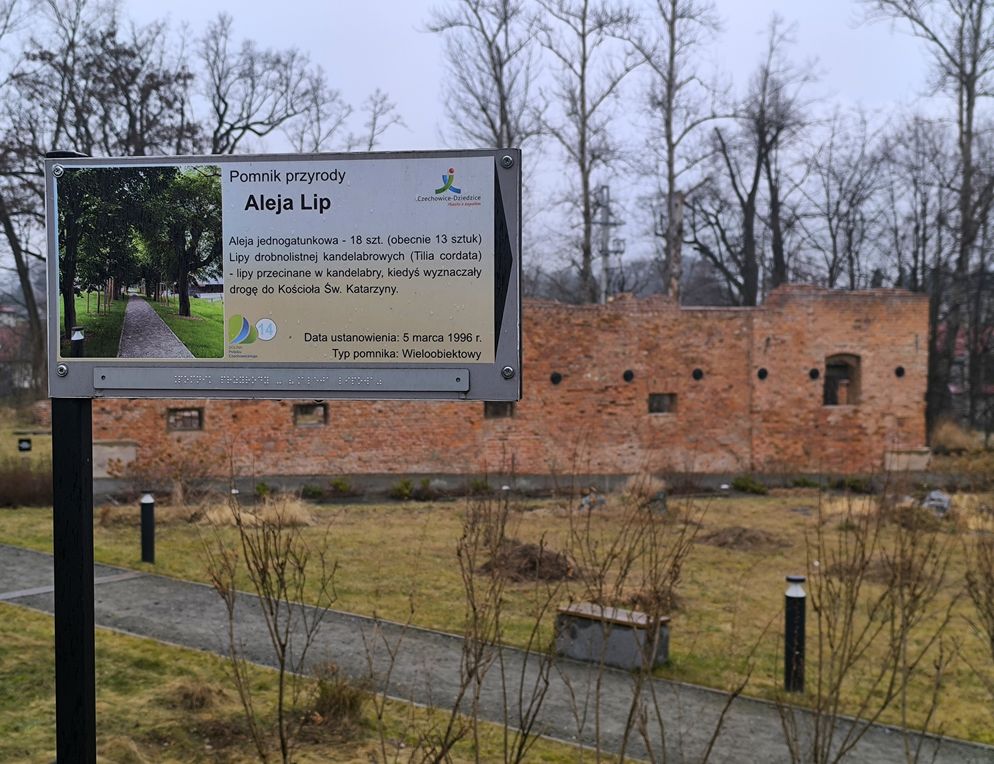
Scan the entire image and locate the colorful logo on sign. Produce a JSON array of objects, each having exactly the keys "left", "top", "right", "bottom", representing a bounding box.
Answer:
[
  {"left": 434, "top": 167, "right": 462, "bottom": 195},
  {"left": 228, "top": 314, "right": 258, "bottom": 345}
]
